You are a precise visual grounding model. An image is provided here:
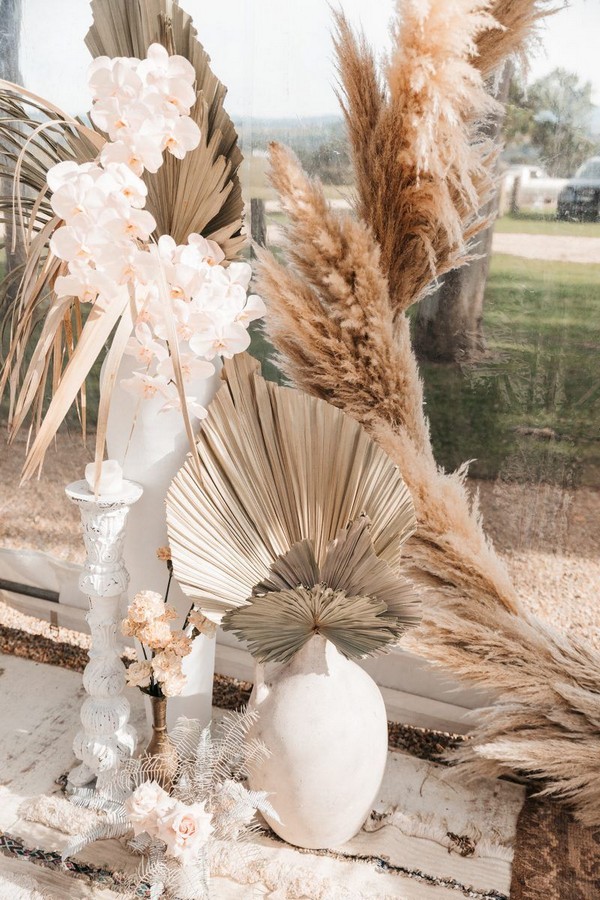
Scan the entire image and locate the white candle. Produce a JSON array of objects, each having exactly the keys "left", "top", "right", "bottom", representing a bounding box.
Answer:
[{"left": 85, "top": 459, "right": 124, "bottom": 495}]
